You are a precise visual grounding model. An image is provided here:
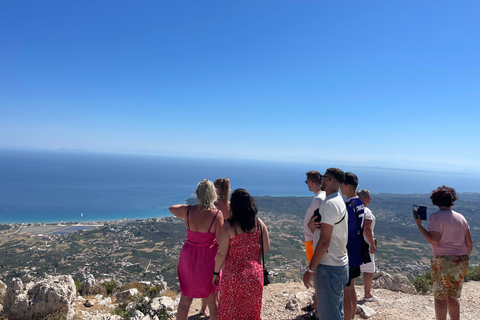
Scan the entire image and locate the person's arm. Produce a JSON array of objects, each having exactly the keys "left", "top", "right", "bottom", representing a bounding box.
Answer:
[
  {"left": 259, "top": 218, "right": 270, "bottom": 254},
  {"left": 364, "top": 219, "right": 376, "bottom": 254},
  {"left": 169, "top": 204, "right": 189, "bottom": 220},
  {"left": 465, "top": 228, "right": 473, "bottom": 256},
  {"left": 212, "top": 221, "right": 231, "bottom": 287},
  {"left": 308, "top": 215, "right": 321, "bottom": 233},
  {"left": 214, "top": 210, "right": 224, "bottom": 243},
  {"left": 302, "top": 223, "right": 333, "bottom": 288},
  {"left": 415, "top": 217, "right": 441, "bottom": 246}
]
